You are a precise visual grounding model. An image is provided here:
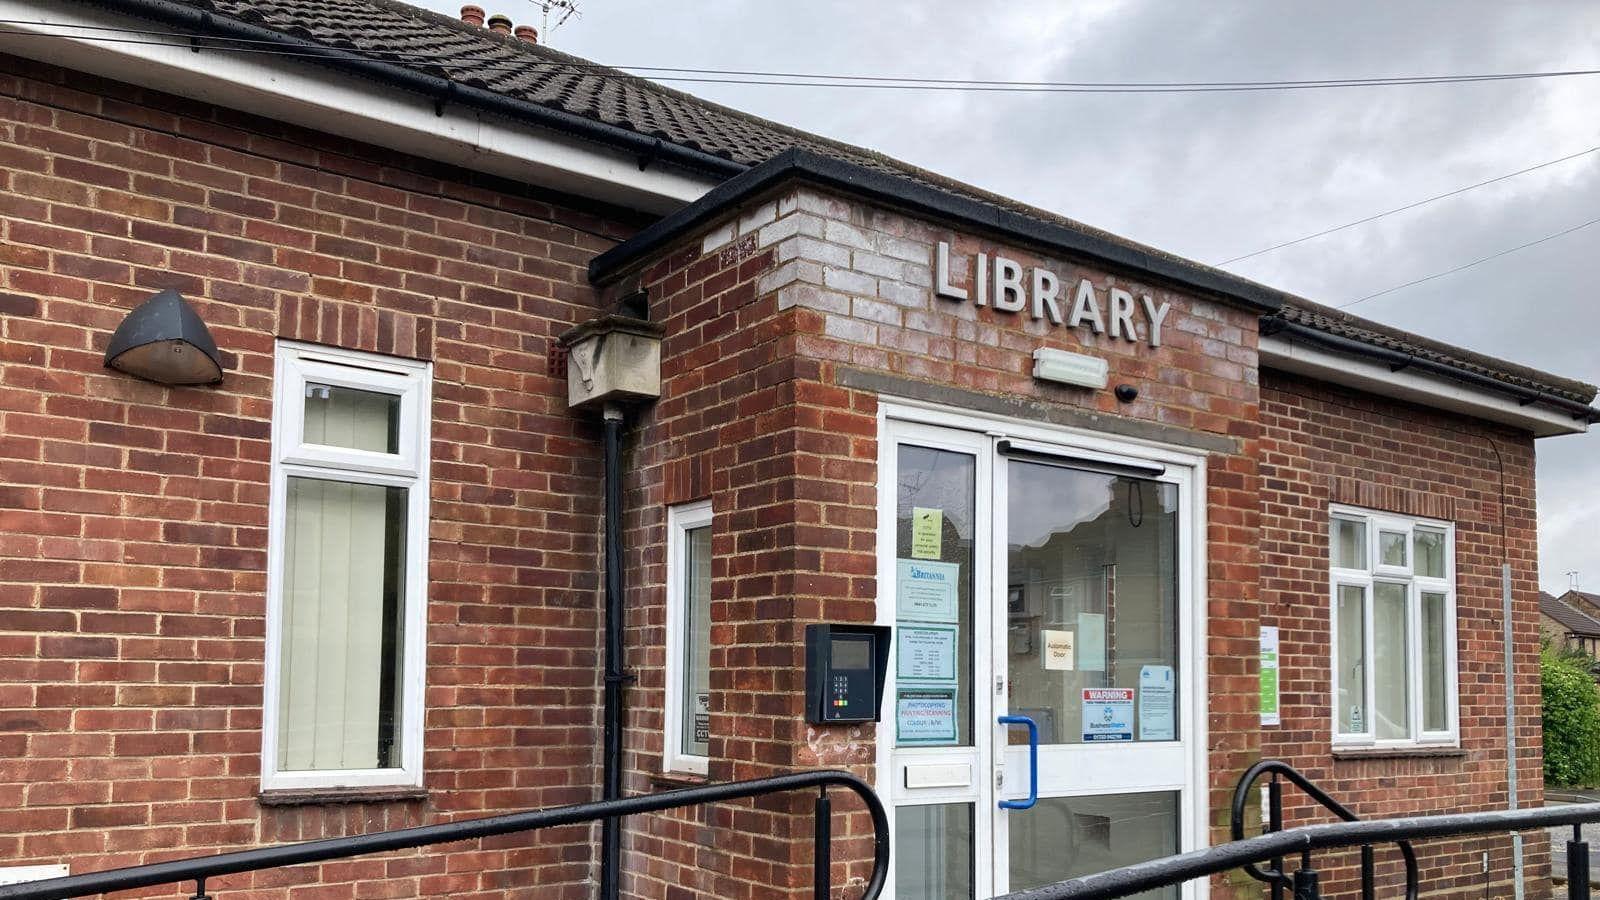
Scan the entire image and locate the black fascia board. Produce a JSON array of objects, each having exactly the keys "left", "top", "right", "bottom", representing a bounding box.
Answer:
[
  {"left": 85, "top": 0, "right": 750, "bottom": 181},
  {"left": 1268, "top": 318, "right": 1600, "bottom": 423},
  {"left": 589, "top": 148, "right": 1292, "bottom": 315}
]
